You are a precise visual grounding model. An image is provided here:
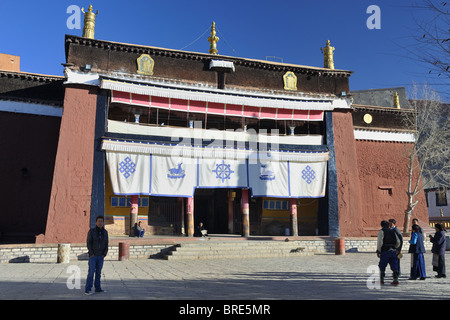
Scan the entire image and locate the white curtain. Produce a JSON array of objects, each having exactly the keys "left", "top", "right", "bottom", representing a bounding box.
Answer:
[
  {"left": 150, "top": 155, "right": 197, "bottom": 197},
  {"left": 106, "top": 152, "right": 150, "bottom": 195},
  {"left": 106, "top": 152, "right": 327, "bottom": 198},
  {"left": 248, "top": 160, "right": 290, "bottom": 198},
  {"left": 198, "top": 158, "right": 248, "bottom": 189}
]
